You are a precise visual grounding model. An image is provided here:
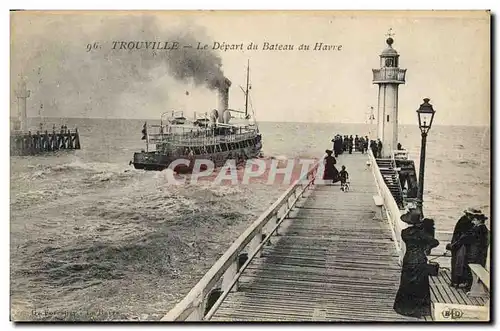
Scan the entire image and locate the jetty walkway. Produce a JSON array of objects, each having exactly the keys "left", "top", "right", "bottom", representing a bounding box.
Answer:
[
  {"left": 211, "top": 153, "right": 416, "bottom": 321},
  {"left": 162, "top": 152, "right": 490, "bottom": 322}
]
